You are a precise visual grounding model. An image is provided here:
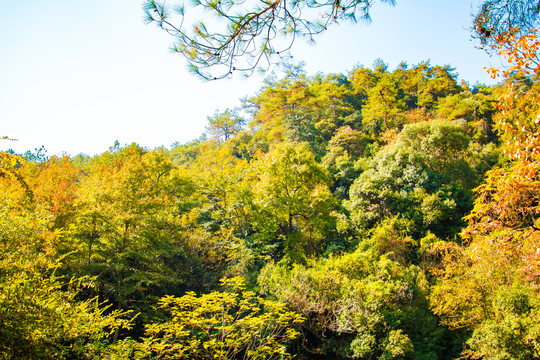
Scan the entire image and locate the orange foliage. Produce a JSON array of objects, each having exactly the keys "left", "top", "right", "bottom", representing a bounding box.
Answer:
[
  {"left": 463, "top": 161, "right": 540, "bottom": 237},
  {"left": 404, "top": 107, "right": 433, "bottom": 124},
  {"left": 463, "top": 27, "right": 540, "bottom": 282},
  {"left": 486, "top": 28, "right": 540, "bottom": 162},
  {"left": 486, "top": 28, "right": 539, "bottom": 79},
  {"left": 31, "top": 157, "right": 80, "bottom": 217}
]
